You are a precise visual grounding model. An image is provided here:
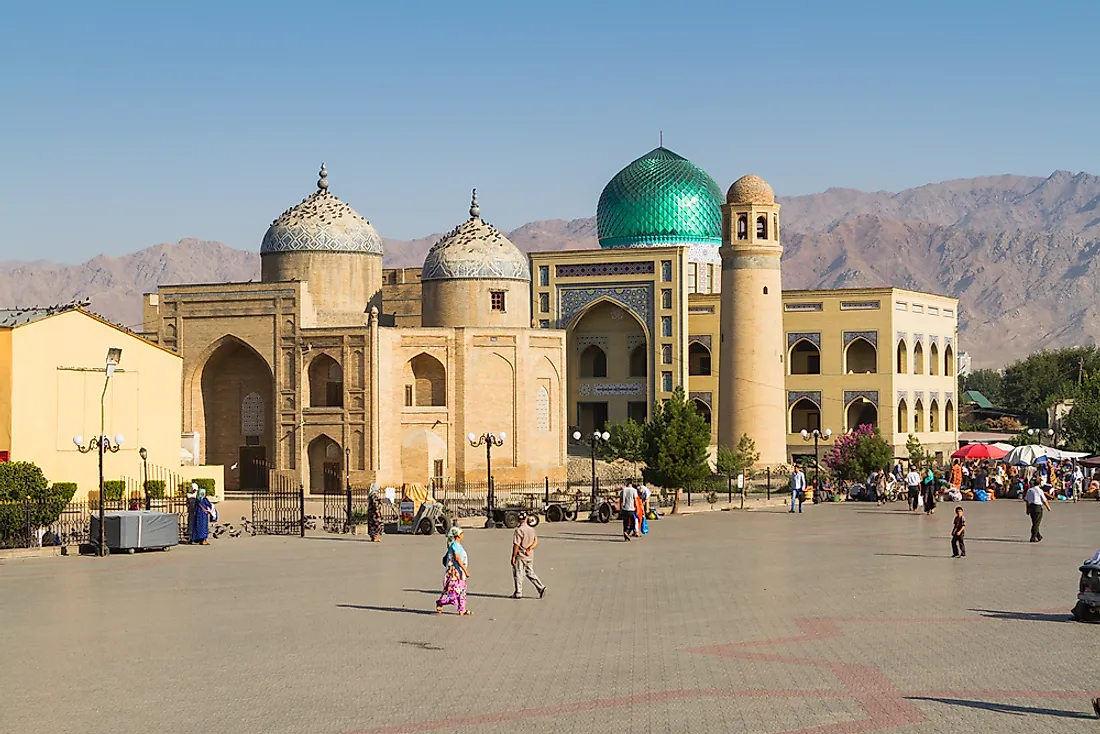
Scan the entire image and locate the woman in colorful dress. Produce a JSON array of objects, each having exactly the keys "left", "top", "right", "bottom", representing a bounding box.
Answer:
[
  {"left": 191, "top": 486, "right": 215, "bottom": 545},
  {"left": 366, "top": 483, "right": 384, "bottom": 542},
  {"left": 437, "top": 526, "right": 471, "bottom": 615}
]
